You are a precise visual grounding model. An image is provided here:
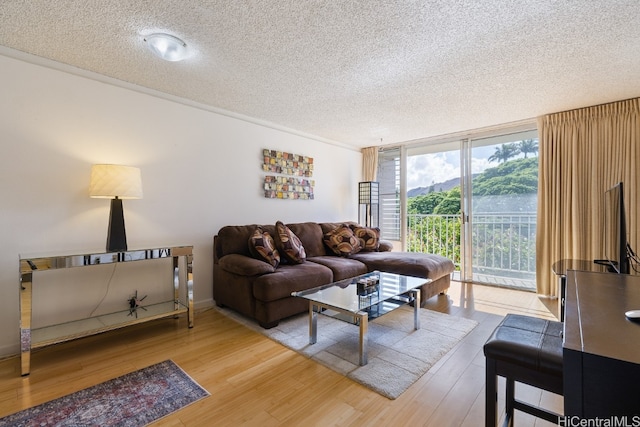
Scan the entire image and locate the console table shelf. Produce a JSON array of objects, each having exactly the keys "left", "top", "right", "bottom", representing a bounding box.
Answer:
[
  {"left": 19, "top": 246, "right": 194, "bottom": 376},
  {"left": 31, "top": 301, "right": 189, "bottom": 348}
]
